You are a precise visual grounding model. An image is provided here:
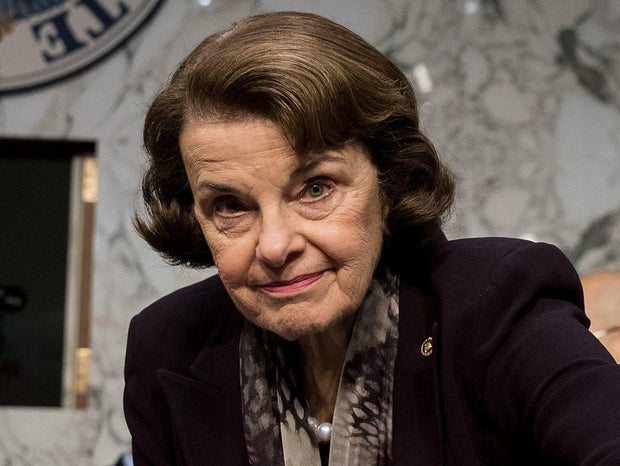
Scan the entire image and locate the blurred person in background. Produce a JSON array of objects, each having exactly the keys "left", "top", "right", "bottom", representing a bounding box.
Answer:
[{"left": 582, "top": 271, "right": 620, "bottom": 362}]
